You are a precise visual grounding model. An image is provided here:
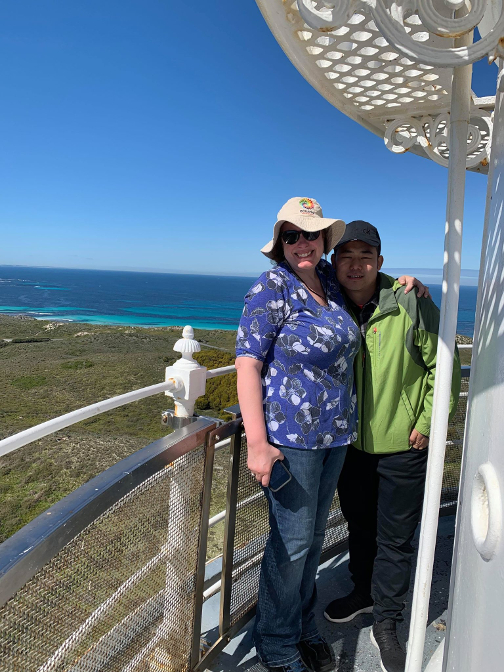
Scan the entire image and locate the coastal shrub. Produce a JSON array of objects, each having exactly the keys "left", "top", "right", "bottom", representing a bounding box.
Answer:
[
  {"left": 61, "top": 360, "right": 94, "bottom": 370},
  {"left": 193, "top": 349, "right": 238, "bottom": 417},
  {"left": 11, "top": 375, "right": 48, "bottom": 389},
  {"left": 193, "top": 350, "right": 235, "bottom": 370}
]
